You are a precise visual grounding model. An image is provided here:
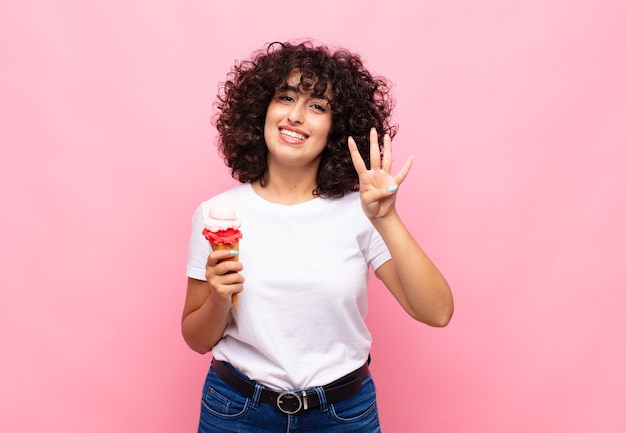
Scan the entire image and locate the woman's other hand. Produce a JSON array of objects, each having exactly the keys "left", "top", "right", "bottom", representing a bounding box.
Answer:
[
  {"left": 348, "top": 128, "right": 413, "bottom": 219},
  {"left": 205, "top": 249, "right": 244, "bottom": 309}
]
